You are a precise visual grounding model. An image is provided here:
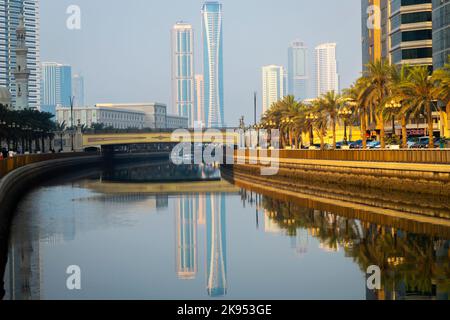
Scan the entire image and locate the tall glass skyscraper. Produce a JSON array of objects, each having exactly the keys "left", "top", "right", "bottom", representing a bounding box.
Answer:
[
  {"left": 72, "top": 74, "right": 85, "bottom": 107},
  {"left": 202, "top": 1, "right": 224, "bottom": 128},
  {"left": 288, "top": 41, "right": 309, "bottom": 101},
  {"left": 172, "top": 22, "right": 195, "bottom": 128},
  {"left": 433, "top": 0, "right": 450, "bottom": 69},
  {"left": 41, "top": 62, "right": 72, "bottom": 115},
  {"left": 0, "top": 0, "right": 40, "bottom": 110}
]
